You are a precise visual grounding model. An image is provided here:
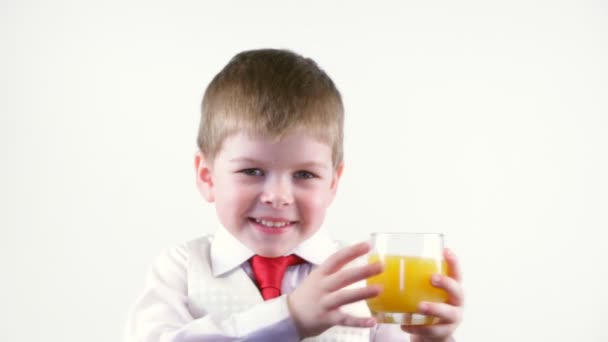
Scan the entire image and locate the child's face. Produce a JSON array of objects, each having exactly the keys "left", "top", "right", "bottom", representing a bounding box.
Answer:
[{"left": 195, "top": 132, "right": 343, "bottom": 257}]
